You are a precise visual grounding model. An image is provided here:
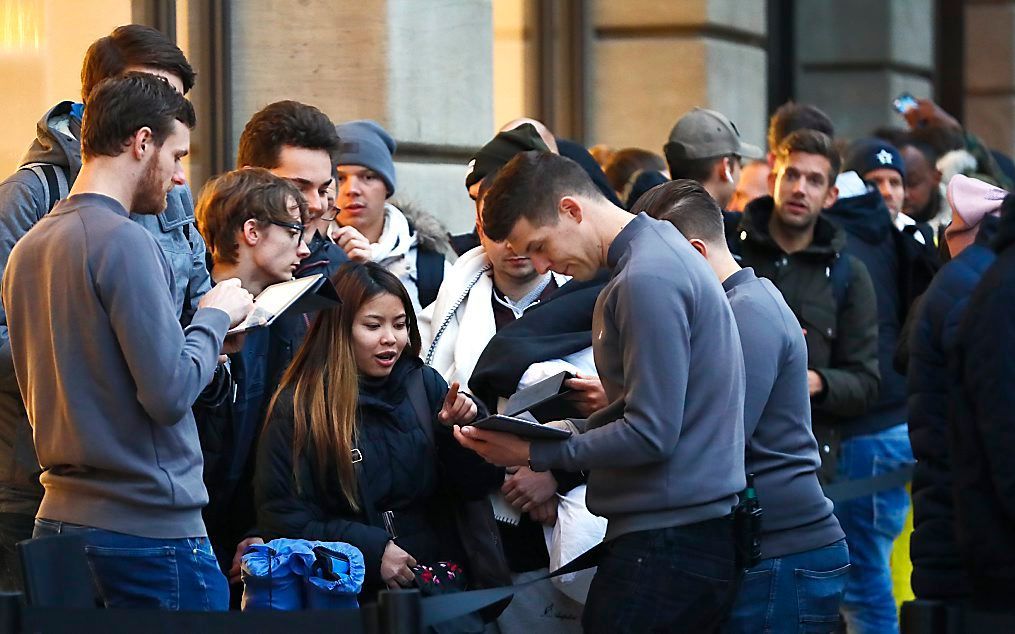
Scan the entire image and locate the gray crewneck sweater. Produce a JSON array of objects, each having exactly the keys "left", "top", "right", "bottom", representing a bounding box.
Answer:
[
  {"left": 529, "top": 213, "right": 746, "bottom": 539},
  {"left": 2, "top": 193, "right": 228, "bottom": 538},
  {"left": 723, "top": 267, "right": 844, "bottom": 558}
]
